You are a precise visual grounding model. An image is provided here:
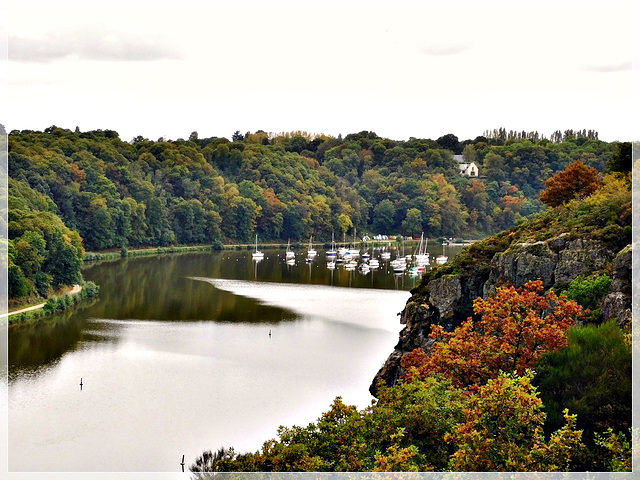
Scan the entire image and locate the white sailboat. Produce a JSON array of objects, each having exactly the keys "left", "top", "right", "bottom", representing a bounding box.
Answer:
[
  {"left": 392, "top": 241, "right": 407, "bottom": 273},
  {"left": 347, "top": 228, "right": 360, "bottom": 257},
  {"left": 326, "top": 233, "right": 337, "bottom": 258},
  {"left": 307, "top": 236, "right": 317, "bottom": 257},
  {"left": 252, "top": 235, "right": 264, "bottom": 259},
  {"left": 415, "top": 233, "right": 430, "bottom": 266},
  {"left": 435, "top": 241, "right": 448, "bottom": 264},
  {"left": 392, "top": 260, "right": 406, "bottom": 273},
  {"left": 286, "top": 239, "right": 295, "bottom": 259}
]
